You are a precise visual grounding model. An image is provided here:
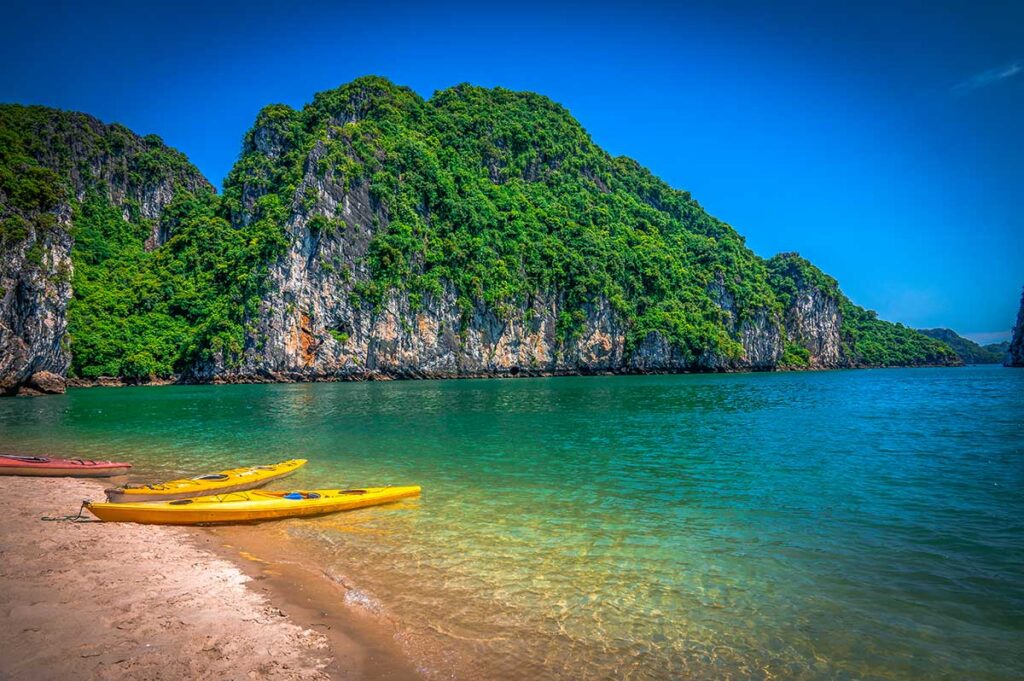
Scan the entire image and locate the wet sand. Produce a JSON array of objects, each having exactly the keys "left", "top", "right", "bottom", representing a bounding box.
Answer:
[
  {"left": 200, "top": 527, "right": 425, "bottom": 681},
  {"left": 0, "top": 477, "right": 419, "bottom": 680}
]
